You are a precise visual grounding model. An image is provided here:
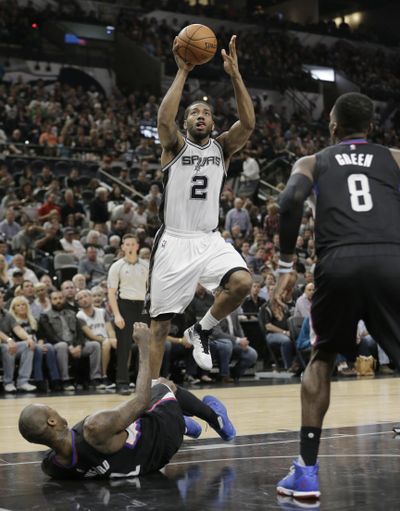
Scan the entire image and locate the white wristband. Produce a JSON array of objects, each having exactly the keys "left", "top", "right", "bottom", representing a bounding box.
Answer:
[{"left": 278, "top": 260, "right": 294, "bottom": 268}]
